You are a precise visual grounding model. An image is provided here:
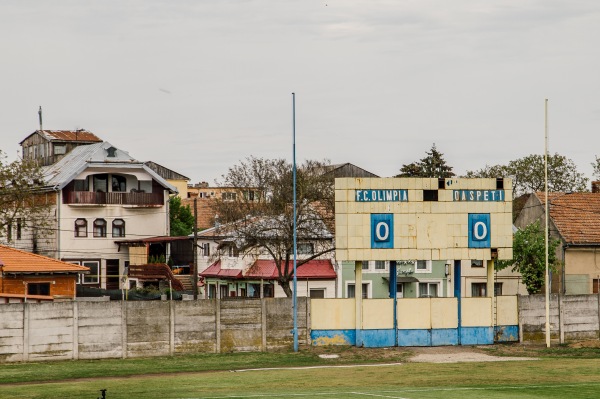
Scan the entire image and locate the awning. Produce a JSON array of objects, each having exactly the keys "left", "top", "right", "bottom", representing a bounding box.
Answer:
[
  {"left": 397, "top": 276, "right": 419, "bottom": 283},
  {"left": 382, "top": 276, "right": 419, "bottom": 282}
]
